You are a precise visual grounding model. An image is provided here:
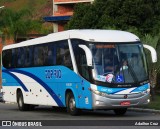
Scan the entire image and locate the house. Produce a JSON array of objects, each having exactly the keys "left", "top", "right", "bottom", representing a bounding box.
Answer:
[{"left": 44, "top": 0, "right": 94, "bottom": 32}]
